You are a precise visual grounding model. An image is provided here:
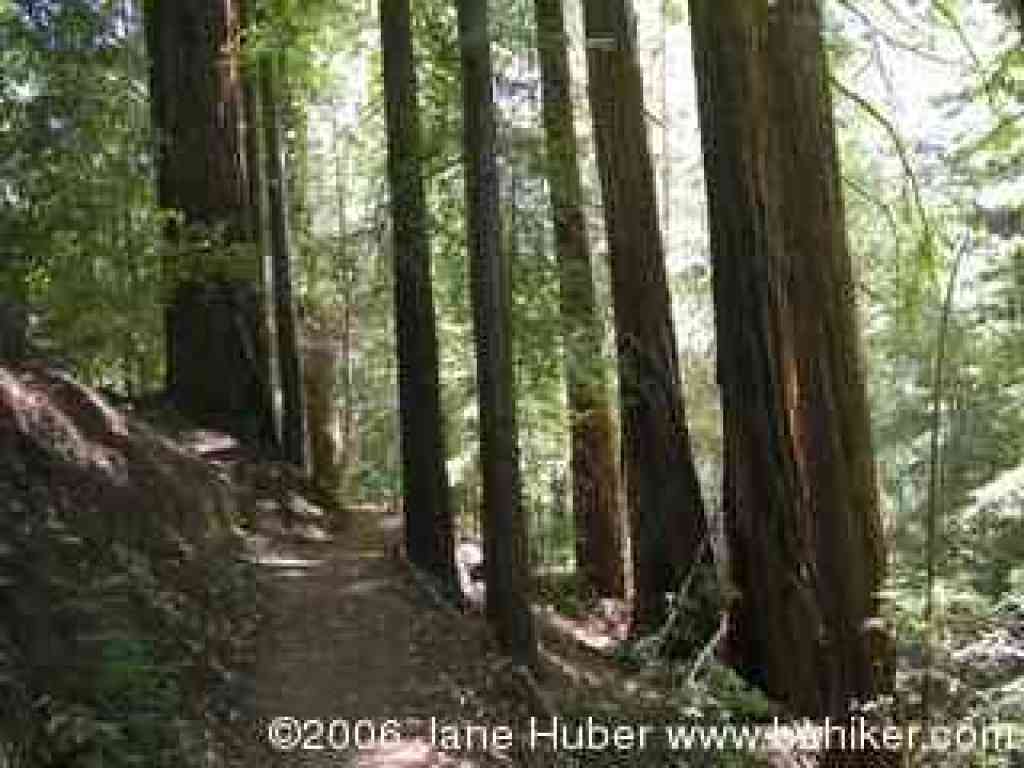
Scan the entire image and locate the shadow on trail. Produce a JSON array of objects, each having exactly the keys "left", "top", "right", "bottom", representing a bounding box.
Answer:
[{"left": 229, "top": 504, "right": 517, "bottom": 768}]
